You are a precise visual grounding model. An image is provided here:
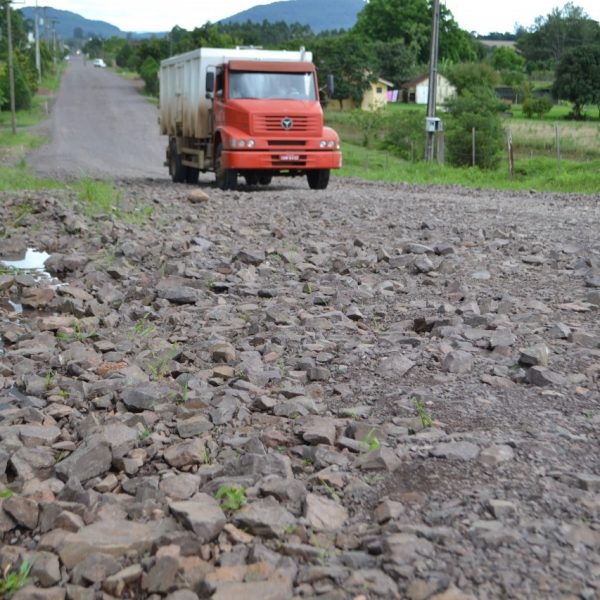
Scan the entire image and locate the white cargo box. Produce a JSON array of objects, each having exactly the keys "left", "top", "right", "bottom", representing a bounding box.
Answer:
[{"left": 159, "top": 47, "right": 313, "bottom": 139}]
